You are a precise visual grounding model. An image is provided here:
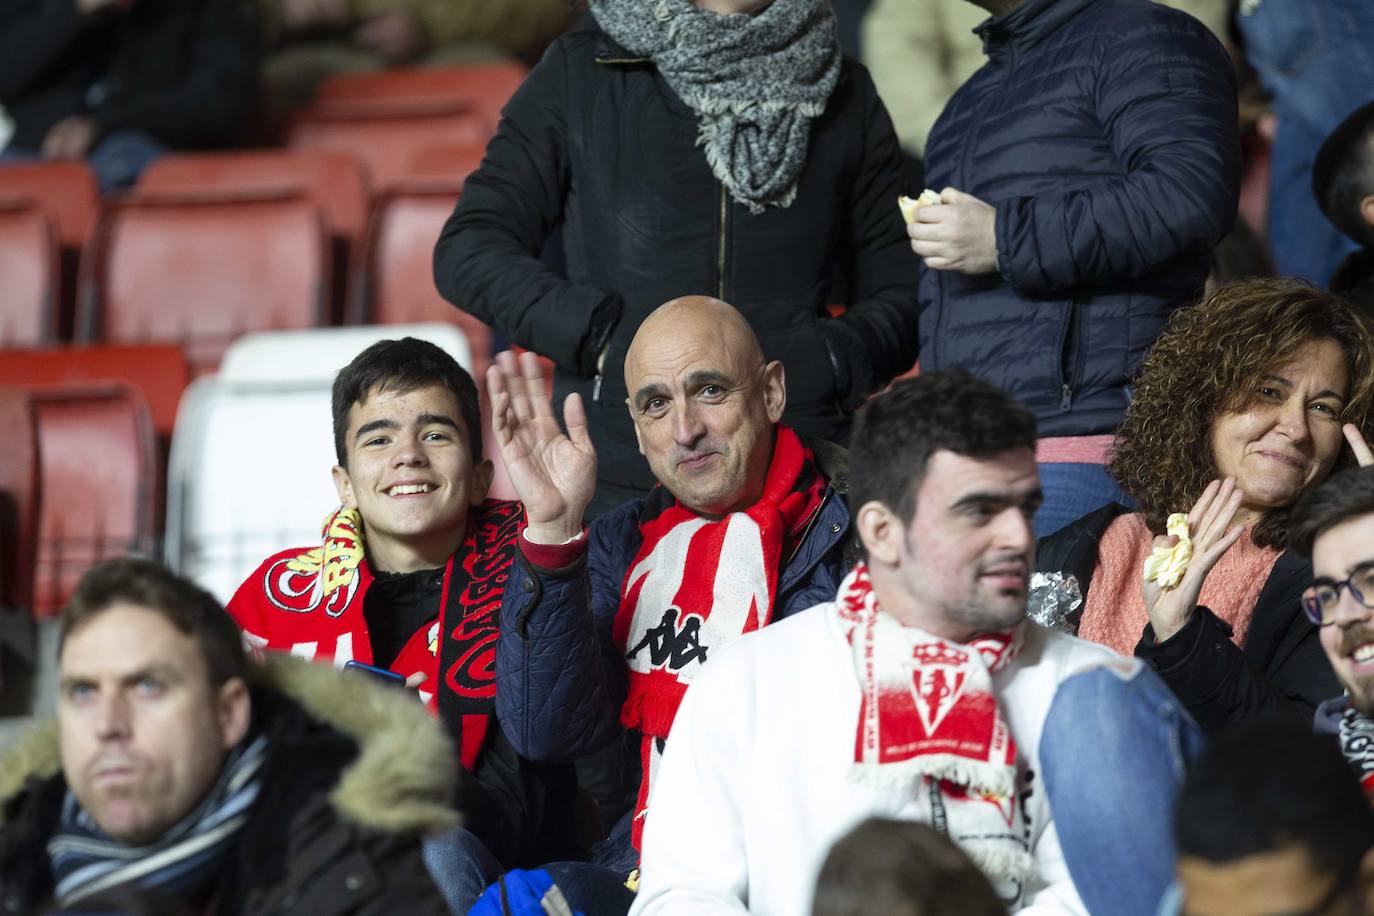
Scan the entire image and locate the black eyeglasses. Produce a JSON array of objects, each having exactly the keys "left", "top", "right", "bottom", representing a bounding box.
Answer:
[{"left": 1301, "top": 562, "right": 1374, "bottom": 626}]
